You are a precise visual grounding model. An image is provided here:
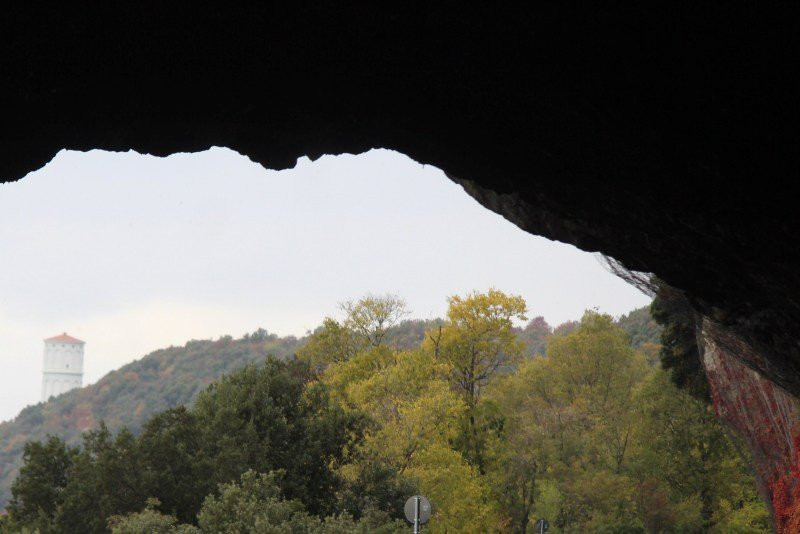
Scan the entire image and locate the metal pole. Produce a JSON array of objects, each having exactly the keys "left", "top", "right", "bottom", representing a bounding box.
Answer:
[{"left": 414, "top": 496, "right": 420, "bottom": 534}]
